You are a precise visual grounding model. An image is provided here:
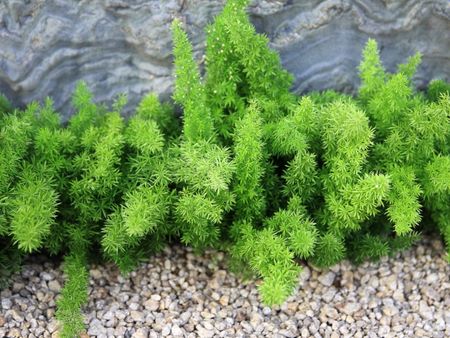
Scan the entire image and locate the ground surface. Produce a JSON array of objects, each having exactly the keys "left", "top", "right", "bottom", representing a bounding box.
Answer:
[{"left": 0, "top": 237, "right": 449, "bottom": 338}]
